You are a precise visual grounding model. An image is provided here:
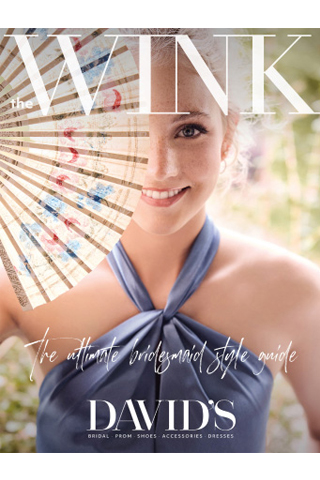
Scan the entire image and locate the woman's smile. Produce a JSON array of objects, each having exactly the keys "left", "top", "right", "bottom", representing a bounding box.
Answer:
[{"left": 141, "top": 186, "right": 190, "bottom": 207}]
